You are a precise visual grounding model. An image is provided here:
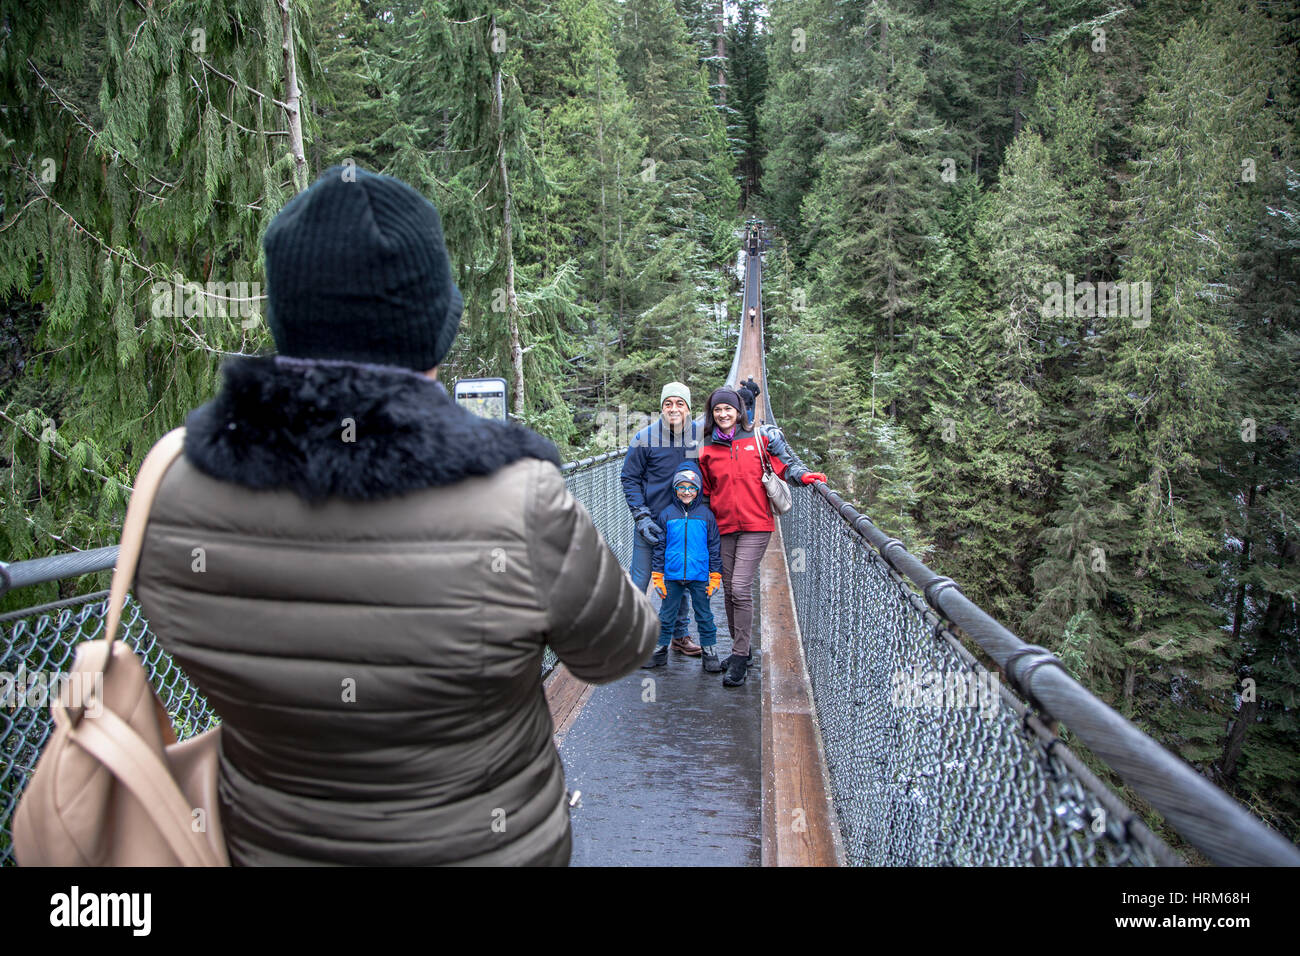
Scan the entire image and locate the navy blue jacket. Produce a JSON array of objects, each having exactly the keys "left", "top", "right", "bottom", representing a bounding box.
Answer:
[
  {"left": 620, "top": 417, "right": 705, "bottom": 521},
  {"left": 651, "top": 496, "right": 721, "bottom": 582}
]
